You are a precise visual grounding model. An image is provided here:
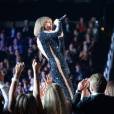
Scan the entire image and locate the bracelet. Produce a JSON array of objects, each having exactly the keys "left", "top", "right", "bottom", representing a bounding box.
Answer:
[{"left": 12, "top": 77, "right": 19, "bottom": 83}]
